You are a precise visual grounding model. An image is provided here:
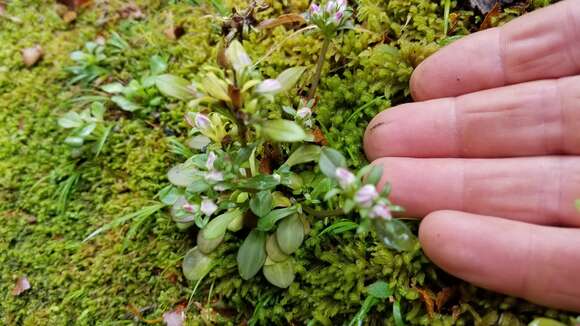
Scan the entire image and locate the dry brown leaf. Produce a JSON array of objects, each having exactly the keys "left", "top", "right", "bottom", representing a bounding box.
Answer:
[
  {"left": 22, "top": 45, "right": 43, "bottom": 67},
  {"left": 12, "top": 276, "right": 31, "bottom": 296},
  {"left": 312, "top": 128, "right": 328, "bottom": 146},
  {"left": 415, "top": 287, "right": 436, "bottom": 318},
  {"left": 435, "top": 287, "right": 455, "bottom": 311},
  {"left": 479, "top": 2, "right": 501, "bottom": 30},
  {"left": 257, "top": 13, "right": 306, "bottom": 30},
  {"left": 119, "top": 3, "right": 145, "bottom": 20},
  {"left": 57, "top": 0, "right": 91, "bottom": 10},
  {"left": 164, "top": 25, "right": 185, "bottom": 40},
  {"left": 63, "top": 10, "right": 77, "bottom": 23}
]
